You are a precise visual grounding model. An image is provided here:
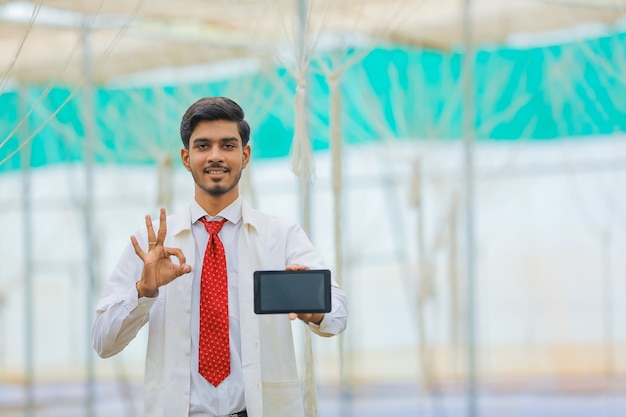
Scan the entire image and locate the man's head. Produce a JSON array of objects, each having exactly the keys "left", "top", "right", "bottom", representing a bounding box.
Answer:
[
  {"left": 180, "top": 97, "right": 251, "bottom": 210},
  {"left": 180, "top": 96, "right": 250, "bottom": 149}
]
